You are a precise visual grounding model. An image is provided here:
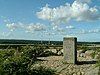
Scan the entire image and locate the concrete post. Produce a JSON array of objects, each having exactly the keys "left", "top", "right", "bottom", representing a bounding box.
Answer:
[{"left": 63, "top": 37, "right": 77, "bottom": 64}]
